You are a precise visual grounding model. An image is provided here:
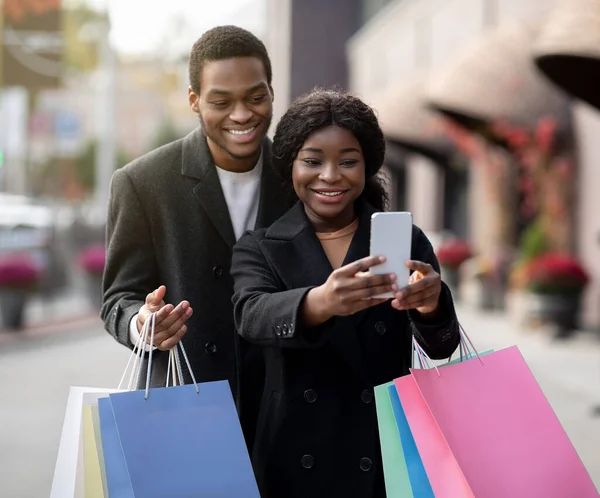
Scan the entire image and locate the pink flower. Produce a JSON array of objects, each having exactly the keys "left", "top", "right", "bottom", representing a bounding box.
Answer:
[
  {"left": 0, "top": 253, "right": 41, "bottom": 287},
  {"left": 78, "top": 245, "right": 106, "bottom": 274},
  {"left": 534, "top": 116, "right": 557, "bottom": 154}
]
